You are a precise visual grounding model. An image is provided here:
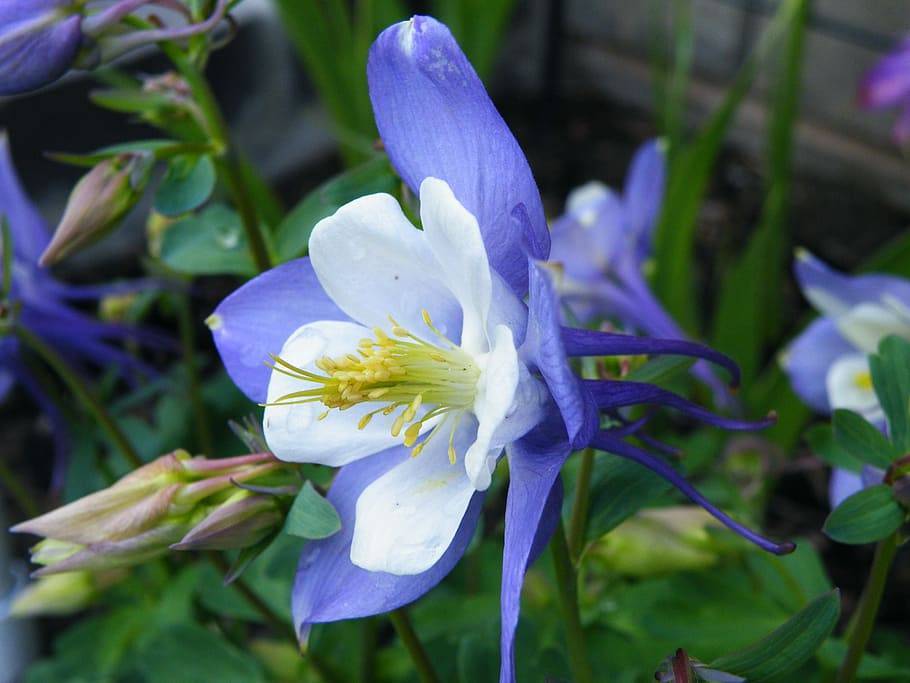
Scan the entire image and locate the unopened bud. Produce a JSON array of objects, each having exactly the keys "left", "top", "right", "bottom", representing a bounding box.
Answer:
[
  {"left": 172, "top": 492, "right": 284, "bottom": 551},
  {"left": 585, "top": 507, "right": 741, "bottom": 578},
  {"left": 0, "top": 2, "right": 83, "bottom": 96},
  {"left": 9, "top": 569, "right": 126, "bottom": 617},
  {"left": 40, "top": 153, "right": 152, "bottom": 266}
]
